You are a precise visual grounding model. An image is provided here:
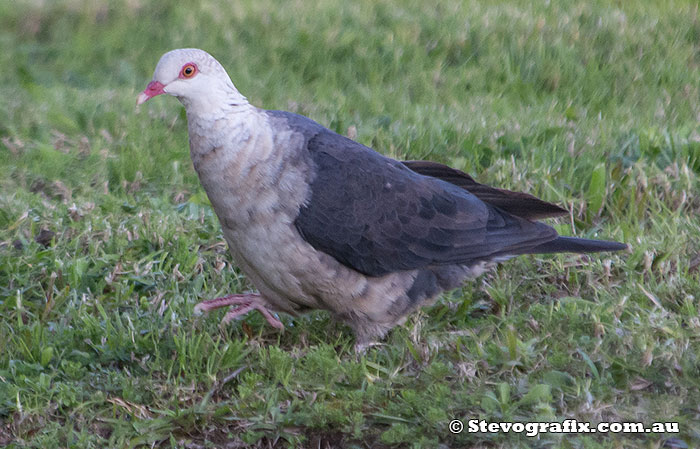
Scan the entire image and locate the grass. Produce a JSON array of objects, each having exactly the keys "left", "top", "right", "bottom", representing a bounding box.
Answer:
[{"left": 1, "top": 0, "right": 699, "bottom": 447}]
